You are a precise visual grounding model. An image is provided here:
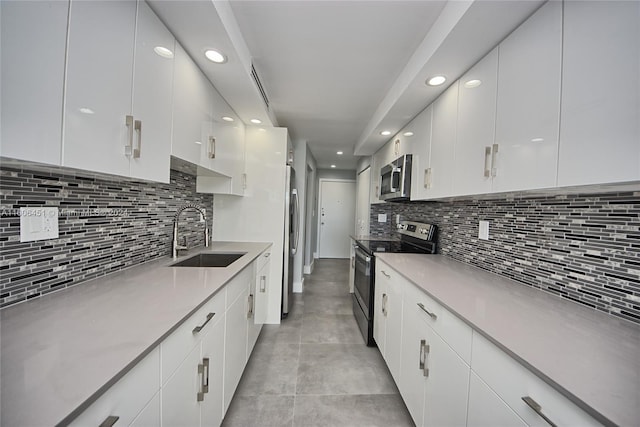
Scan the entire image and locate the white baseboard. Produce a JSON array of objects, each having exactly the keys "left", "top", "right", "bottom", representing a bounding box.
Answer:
[
  {"left": 293, "top": 277, "right": 304, "bottom": 293},
  {"left": 303, "top": 259, "right": 315, "bottom": 275}
]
